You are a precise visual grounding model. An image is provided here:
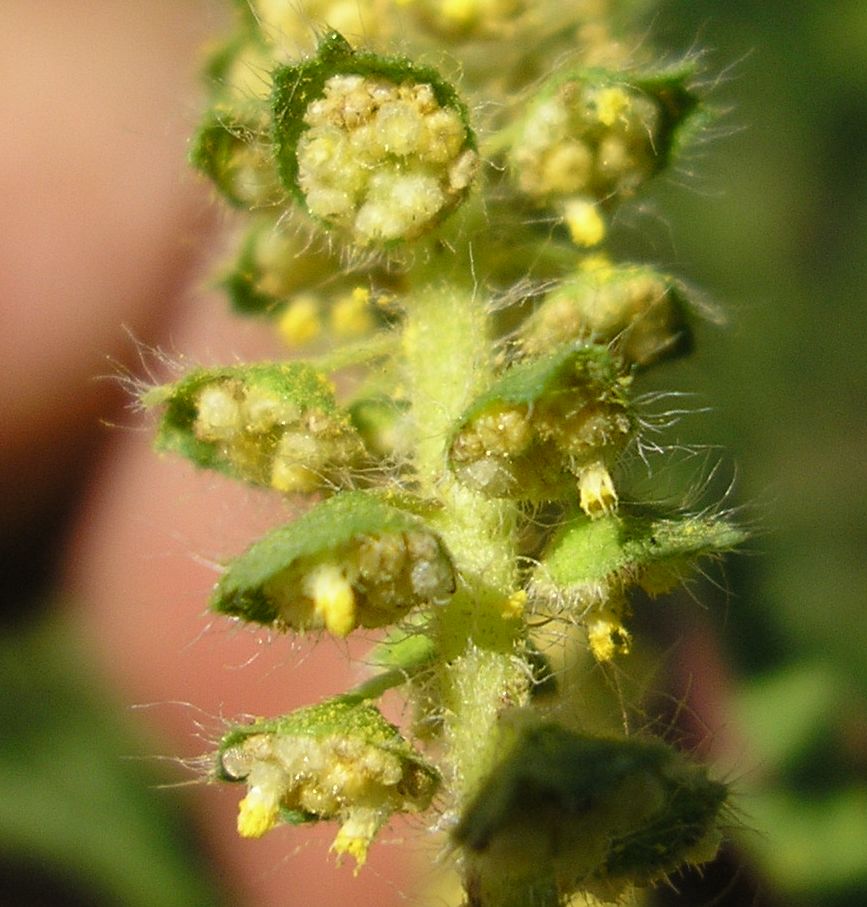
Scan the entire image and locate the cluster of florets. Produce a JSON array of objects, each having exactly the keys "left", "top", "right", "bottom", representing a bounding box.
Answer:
[
  {"left": 296, "top": 74, "right": 478, "bottom": 244},
  {"left": 217, "top": 699, "right": 439, "bottom": 866}
]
